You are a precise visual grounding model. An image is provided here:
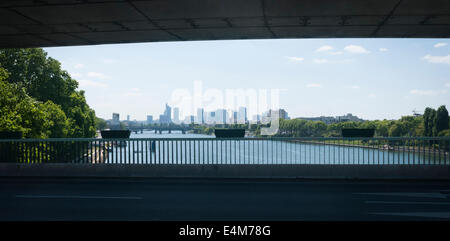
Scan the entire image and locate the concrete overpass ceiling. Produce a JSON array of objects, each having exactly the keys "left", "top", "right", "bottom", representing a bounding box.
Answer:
[{"left": 0, "top": 0, "right": 449, "bottom": 48}]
